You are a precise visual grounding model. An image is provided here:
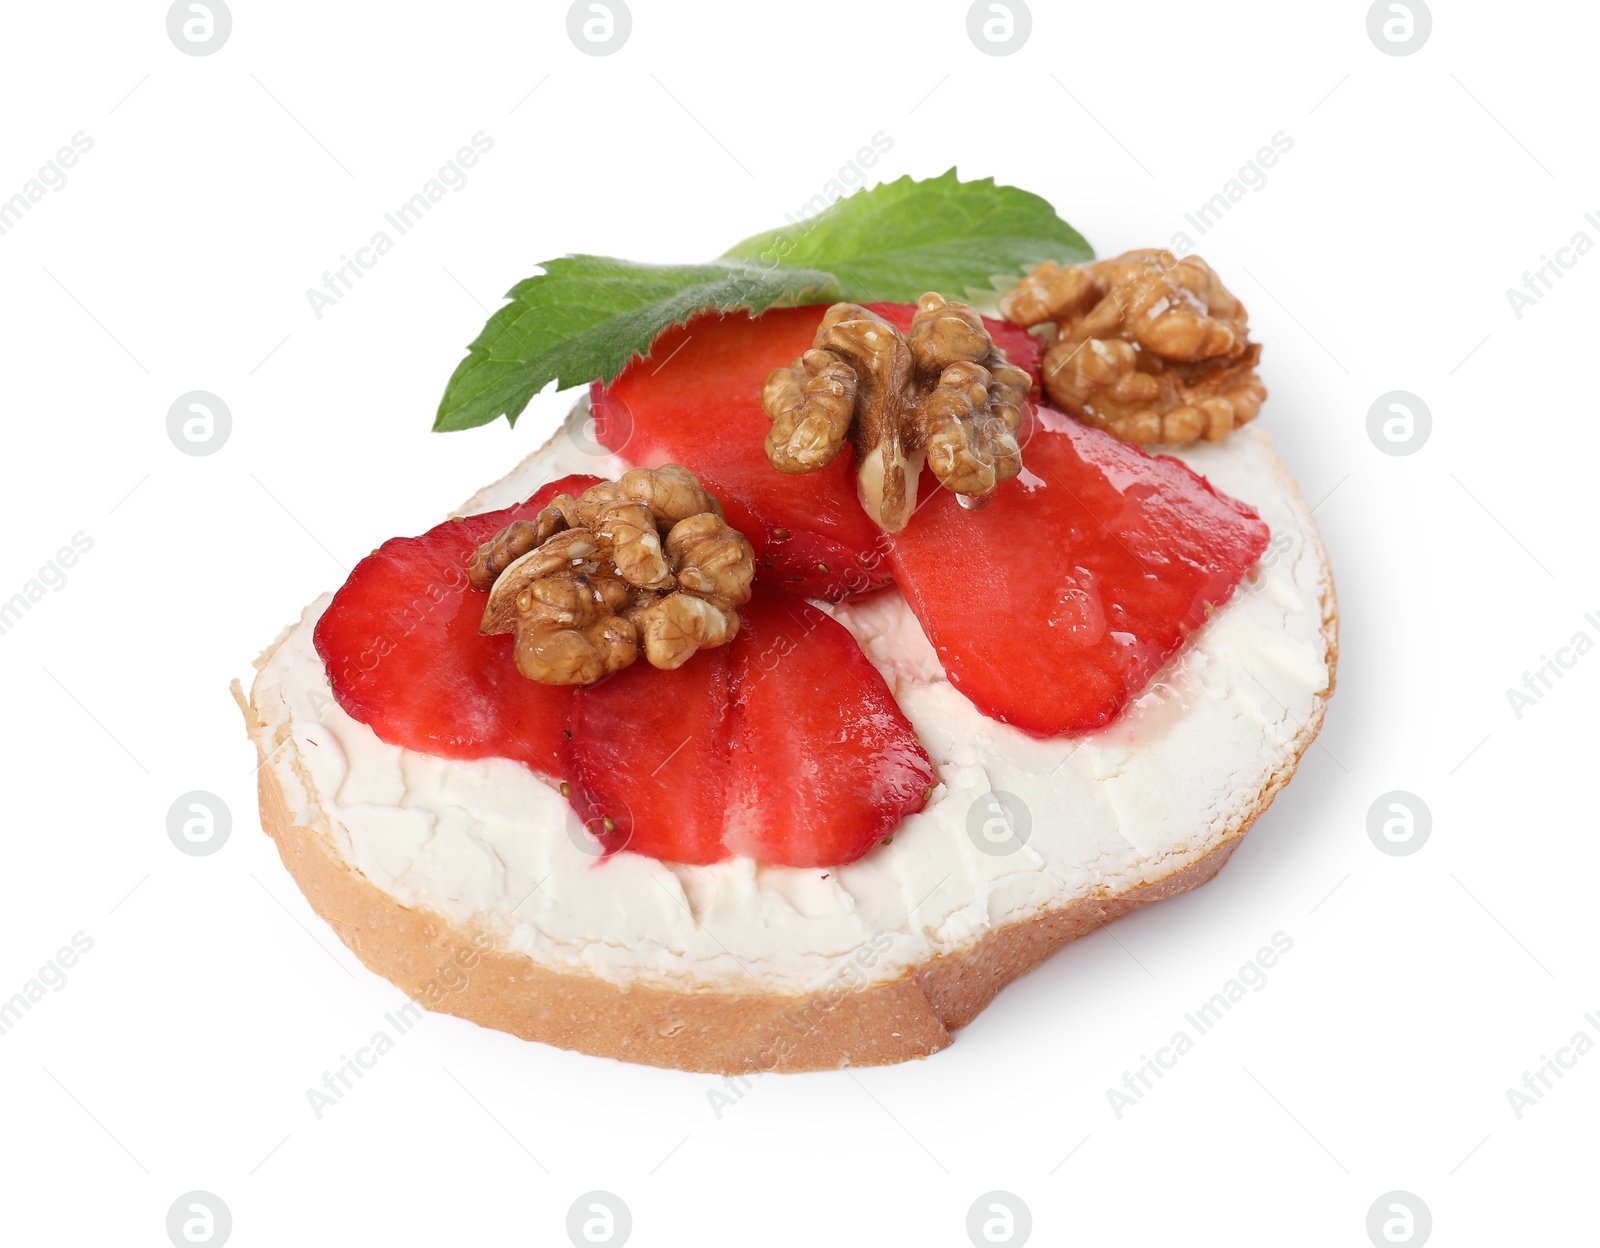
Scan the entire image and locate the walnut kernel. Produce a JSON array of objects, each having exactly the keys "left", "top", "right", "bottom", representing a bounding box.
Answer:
[
  {"left": 762, "top": 294, "right": 1033, "bottom": 532},
  {"left": 998, "top": 250, "right": 1266, "bottom": 445},
  {"left": 468, "top": 466, "right": 754, "bottom": 685}
]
